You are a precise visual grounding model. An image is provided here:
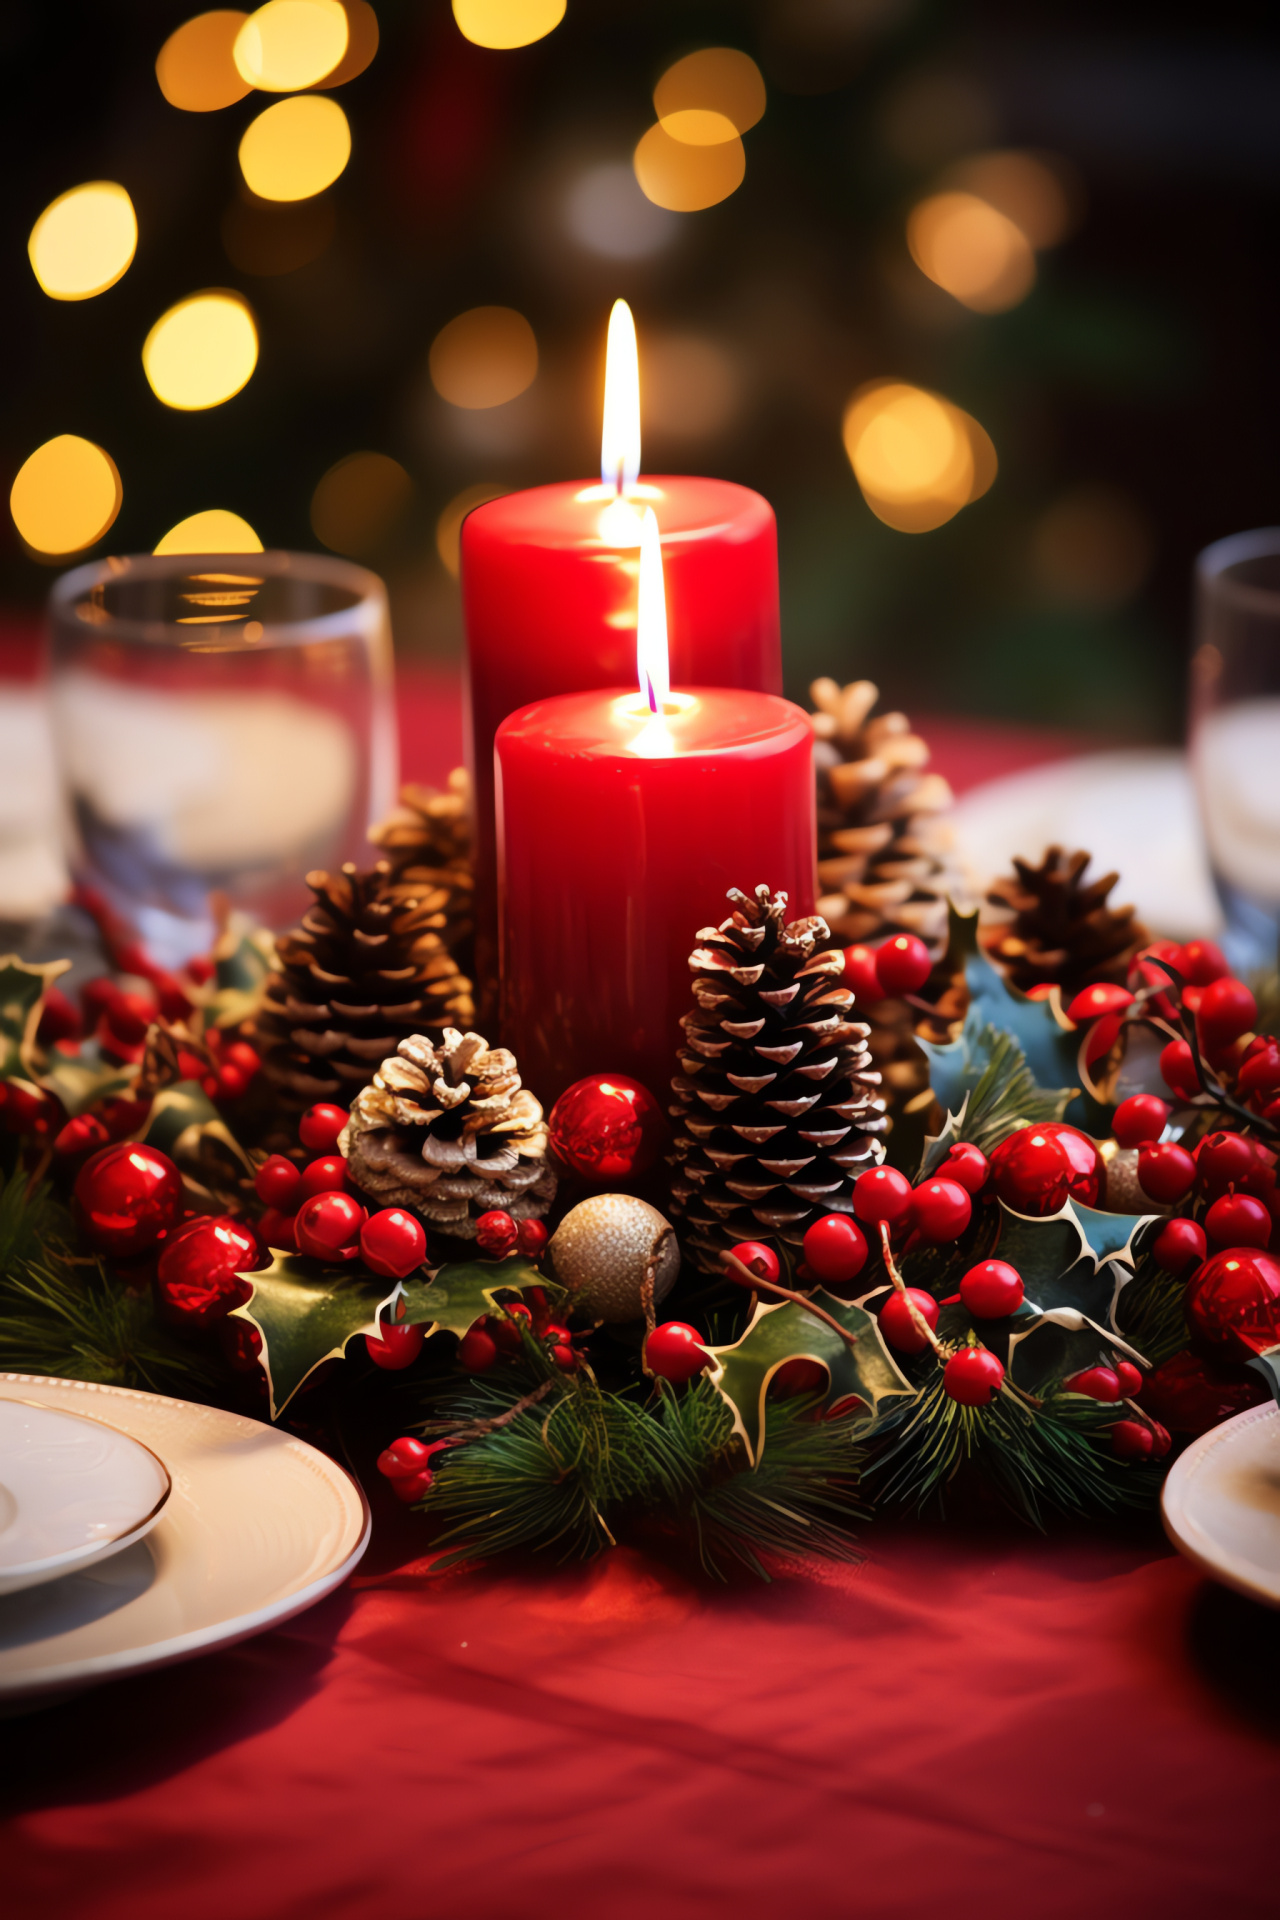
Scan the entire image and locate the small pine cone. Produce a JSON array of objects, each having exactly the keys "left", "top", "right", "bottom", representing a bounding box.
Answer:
[
  {"left": 667, "top": 885, "right": 887, "bottom": 1274},
  {"left": 255, "top": 863, "right": 474, "bottom": 1112},
  {"left": 342, "top": 1027, "right": 556, "bottom": 1239},
  {"left": 369, "top": 771, "right": 474, "bottom": 976},
  {"left": 983, "top": 846, "right": 1149, "bottom": 997}
]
